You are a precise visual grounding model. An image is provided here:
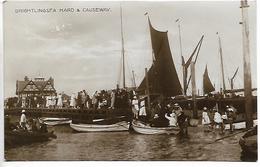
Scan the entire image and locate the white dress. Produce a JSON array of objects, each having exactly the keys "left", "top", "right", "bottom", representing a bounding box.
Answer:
[
  {"left": 202, "top": 111, "right": 211, "bottom": 125},
  {"left": 70, "top": 94, "right": 76, "bottom": 107},
  {"left": 139, "top": 100, "right": 146, "bottom": 116},
  {"left": 165, "top": 113, "right": 177, "bottom": 126},
  {"left": 57, "top": 94, "right": 63, "bottom": 107},
  {"left": 214, "top": 112, "right": 223, "bottom": 123}
]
